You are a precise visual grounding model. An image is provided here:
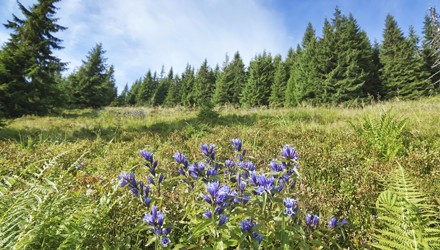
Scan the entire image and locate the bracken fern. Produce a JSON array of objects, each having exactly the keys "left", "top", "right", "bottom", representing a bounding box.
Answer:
[
  {"left": 372, "top": 162, "right": 440, "bottom": 249},
  {"left": 353, "top": 110, "right": 407, "bottom": 161}
]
